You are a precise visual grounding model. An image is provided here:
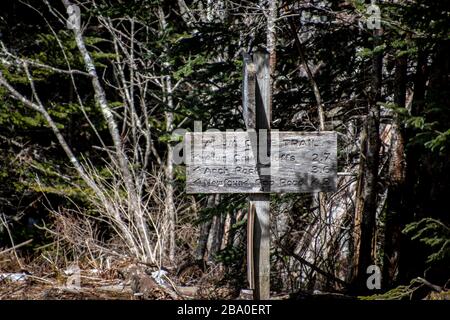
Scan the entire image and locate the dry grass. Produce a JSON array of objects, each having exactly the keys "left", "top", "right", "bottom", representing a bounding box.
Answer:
[{"left": 0, "top": 249, "right": 178, "bottom": 300}]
